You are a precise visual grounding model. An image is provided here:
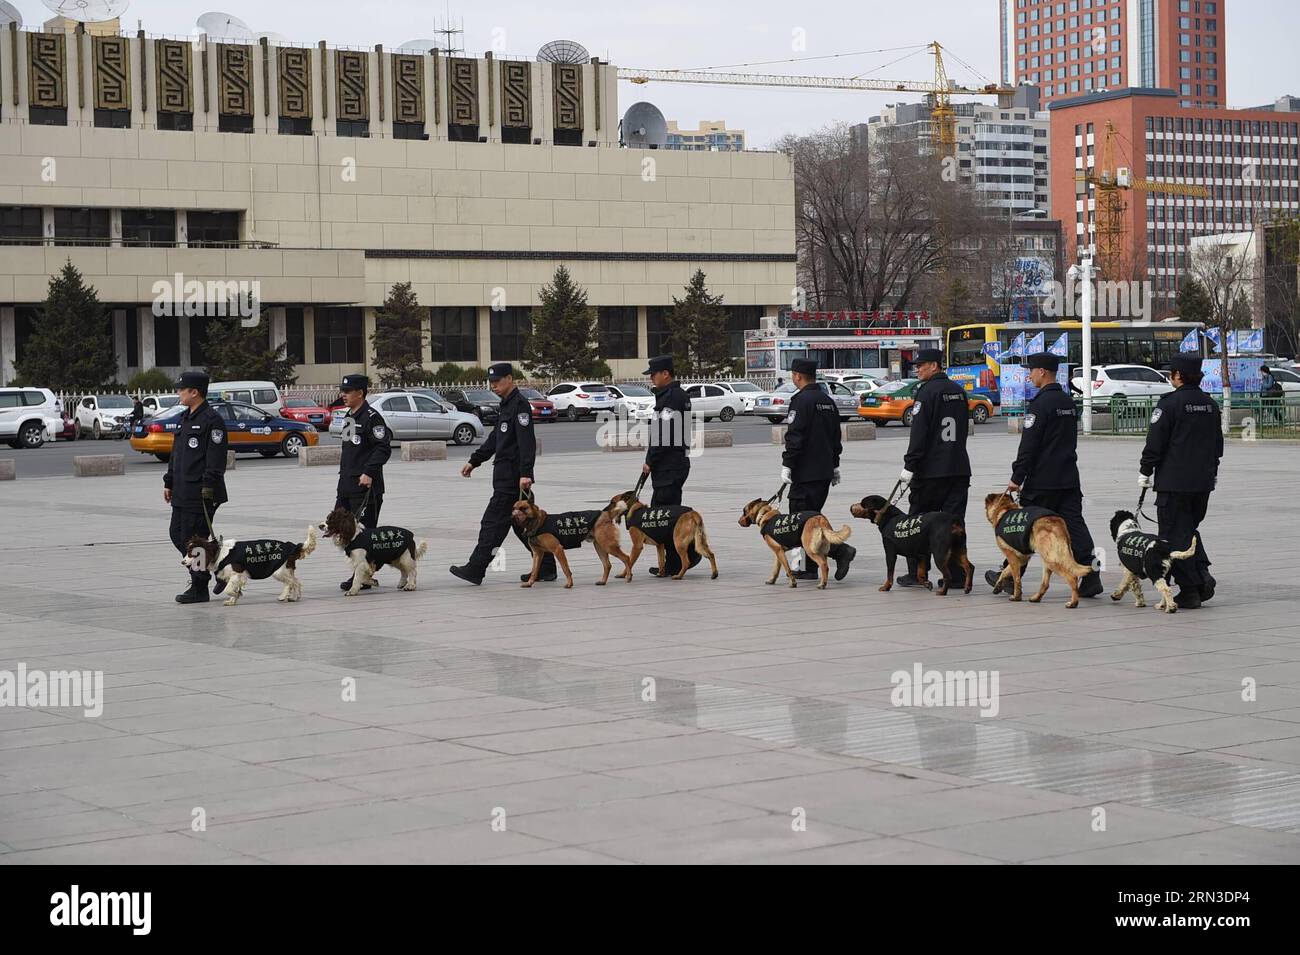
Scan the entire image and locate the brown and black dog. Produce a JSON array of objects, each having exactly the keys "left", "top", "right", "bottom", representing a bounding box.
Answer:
[
  {"left": 511, "top": 498, "right": 631, "bottom": 588},
  {"left": 606, "top": 491, "right": 719, "bottom": 581},
  {"left": 738, "top": 499, "right": 851, "bottom": 590},
  {"left": 984, "top": 493, "right": 1093, "bottom": 608},
  {"left": 850, "top": 495, "right": 972, "bottom": 595},
  {"left": 318, "top": 507, "right": 427, "bottom": 596}
]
